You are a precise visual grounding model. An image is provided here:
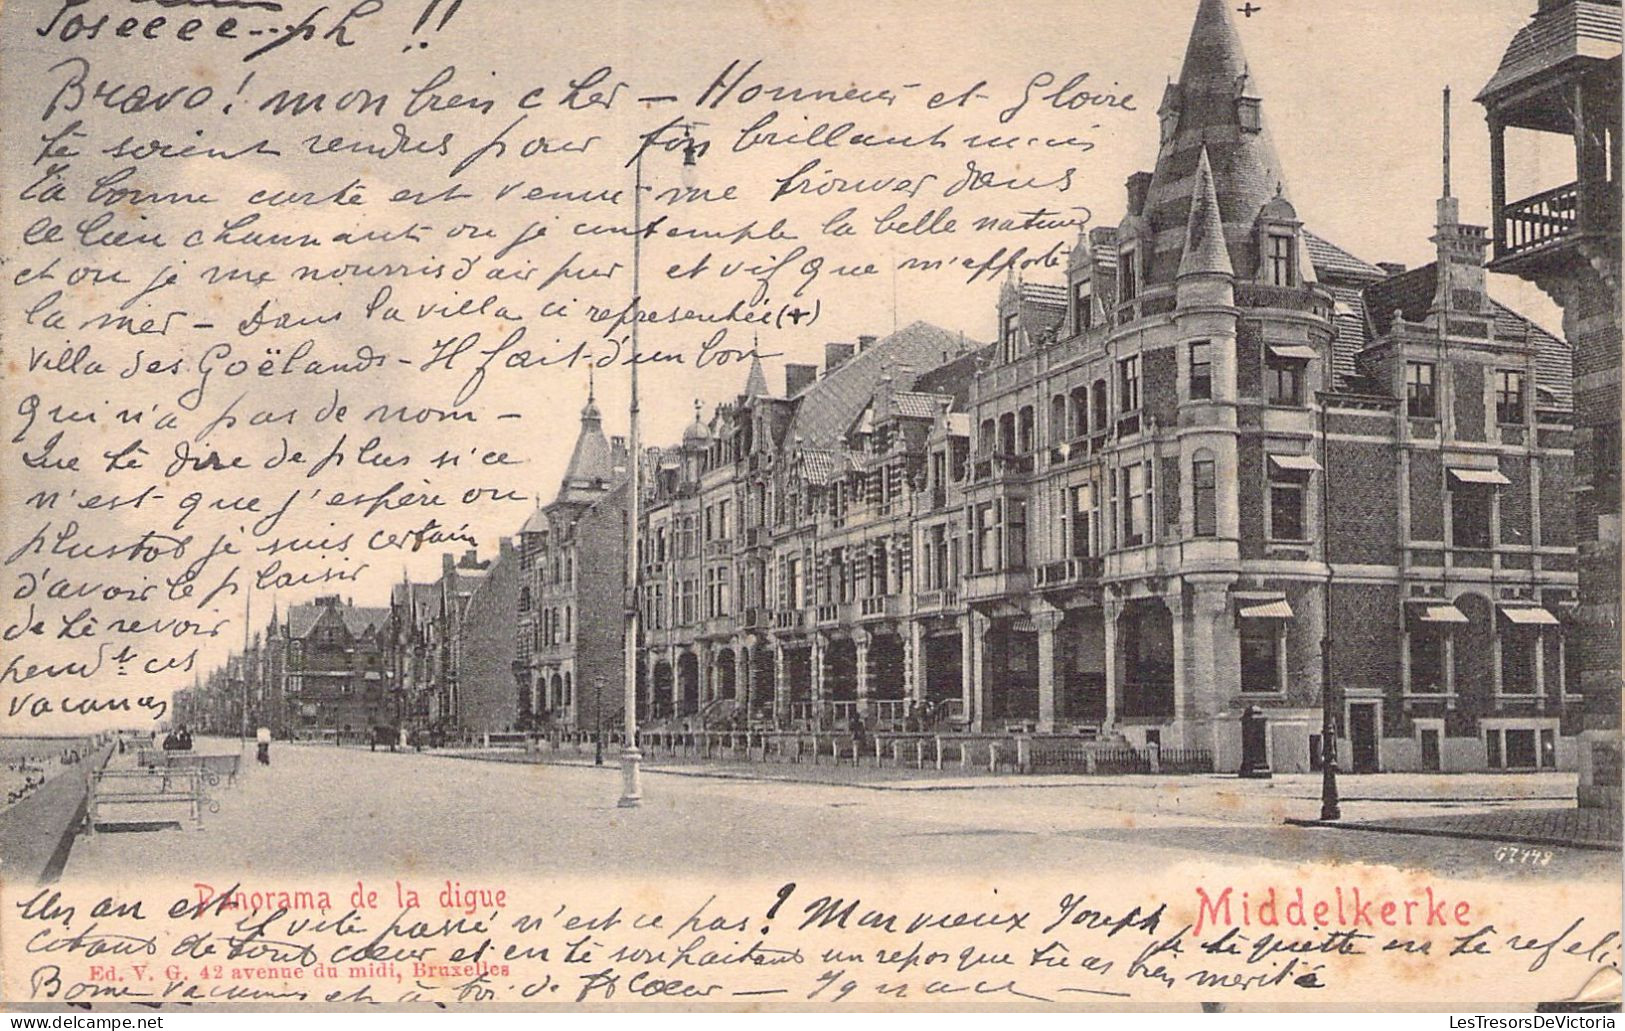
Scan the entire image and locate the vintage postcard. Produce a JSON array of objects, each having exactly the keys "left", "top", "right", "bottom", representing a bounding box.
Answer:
[{"left": 1, "top": 0, "right": 1620, "bottom": 1012}]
